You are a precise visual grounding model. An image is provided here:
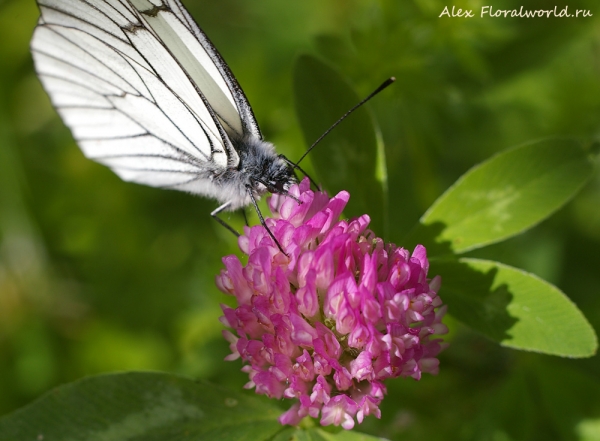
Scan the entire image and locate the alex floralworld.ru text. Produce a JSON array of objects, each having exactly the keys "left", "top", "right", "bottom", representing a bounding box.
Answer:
[{"left": 439, "top": 5, "right": 593, "bottom": 18}]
